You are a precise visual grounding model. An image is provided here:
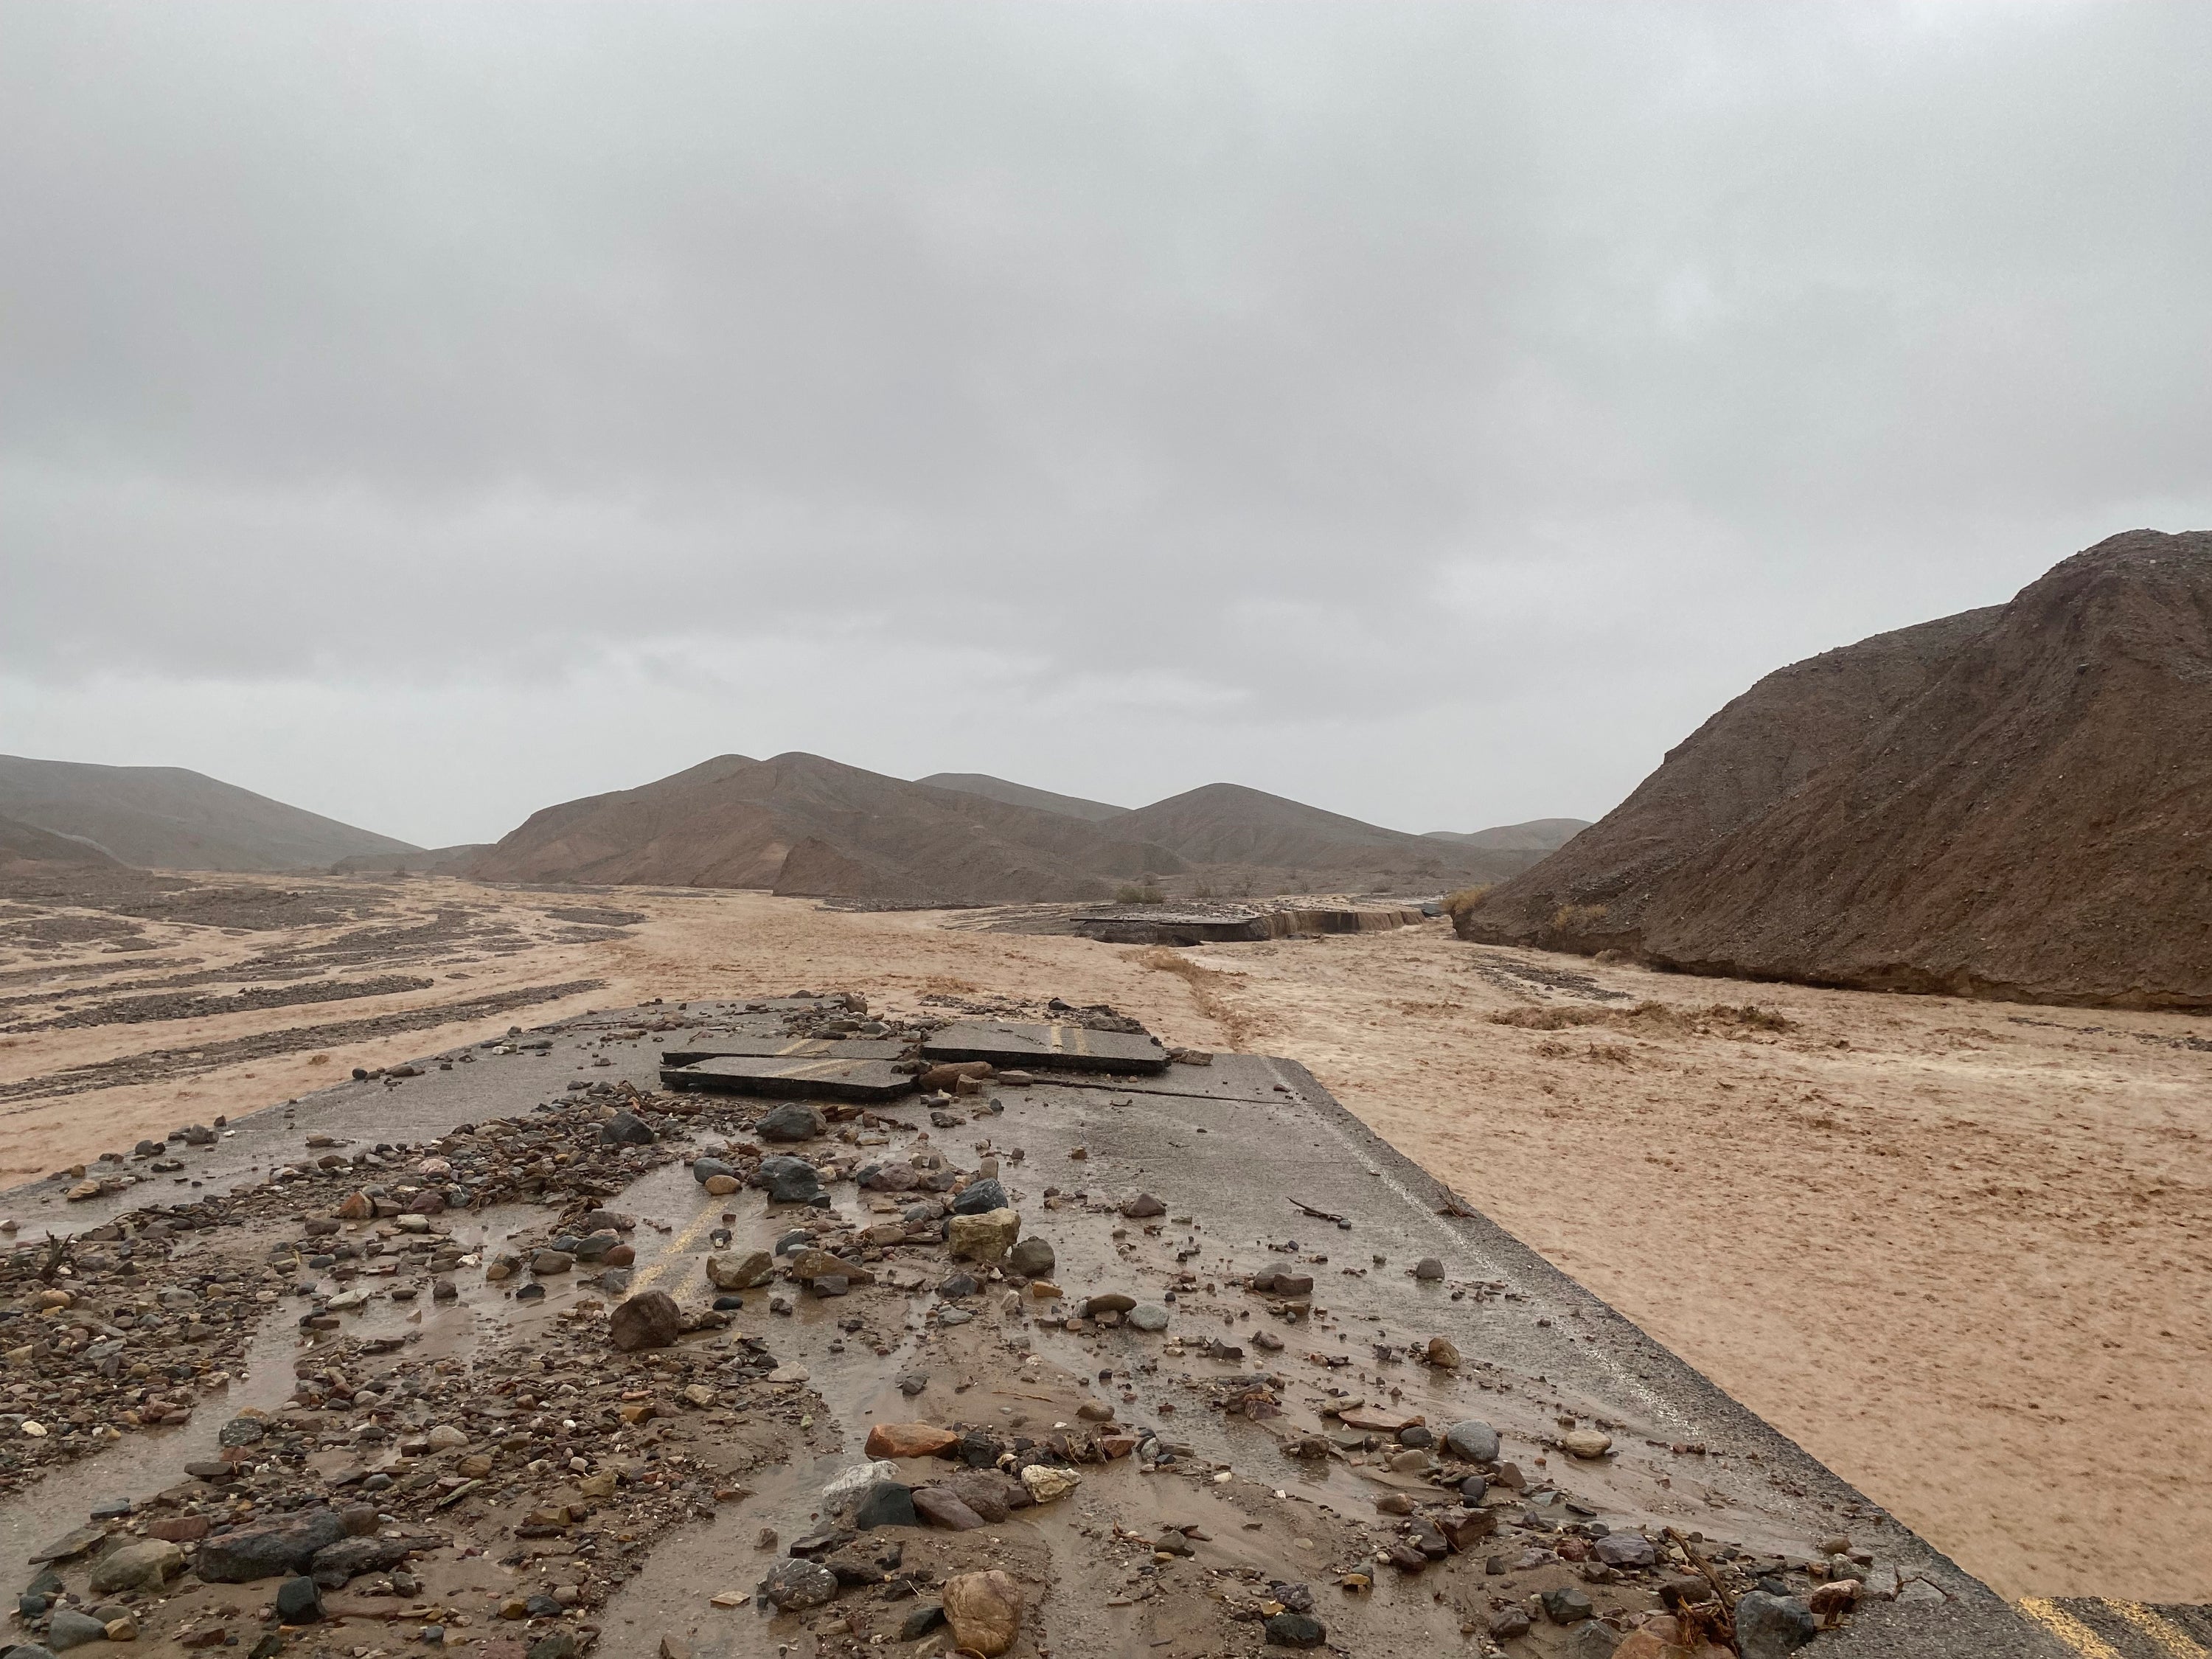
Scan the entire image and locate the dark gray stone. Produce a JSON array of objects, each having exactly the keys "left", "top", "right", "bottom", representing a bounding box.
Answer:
[
  {"left": 1735, "top": 1591, "right": 1819, "bottom": 1659},
  {"left": 198, "top": 1509, "right": 348, "bottom": 1582},
  {"left": 310, "top": 1534, "right": 426, "bottom": 1588},
  {"left": 849, "top": 1482, "right": 917, "bottom": 1531},
  {"left": 899, "top": 1604, "right": 946, "bottom": 1641},
  {"left": 599, "top": 1111, "right": 655, "bottom": 1146},
  {"left": 1263, "top": 1612, "right": 1327, "bottom": 1648},
  {"left": 756, "top": 1102, "right": 827, "bottom": 1143},
  {"left": 1541, "top": 1585, "right": 1595, "bottom": 1624},
  {"left": 1444, "top": 1420, "right": 1500, "bottom": 1463},
  {"left": 46, "top": 1610, "right": 111, "bottom": 1651},
  {"left": 756, "top": 1155, "right": 827, "bottom": 1206},
  {"left": 276, "top": 1575, "right": 324, "bottom": 1621},
  {"left": 610, "top": 1289, "right": 682, "bottom": 1352},
  {"left": 1594, "top": 1530, "right": 1657, "bottom": 1569},
  {"left": 951, "top": 1178, "right": 1008, "bottom": 1215},
  {"left": 1006, "top": 1237, "right": 1054, "bottom": 1278},
  {"left": 759, "top": 1556, "right": 838, "bottom": 1610}
]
